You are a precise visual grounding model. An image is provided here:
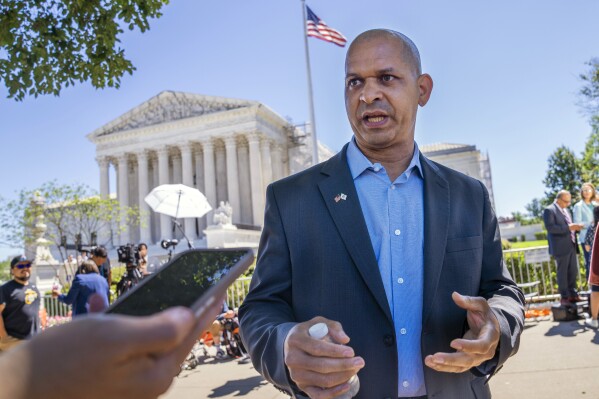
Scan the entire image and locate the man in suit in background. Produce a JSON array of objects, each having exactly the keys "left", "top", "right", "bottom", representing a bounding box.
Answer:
[
  {"left": 239, "top": 29, "right": 524, "bottom": 399},
  {"left": 543, "top": 190, "right": 583, "bottom": 305}
]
